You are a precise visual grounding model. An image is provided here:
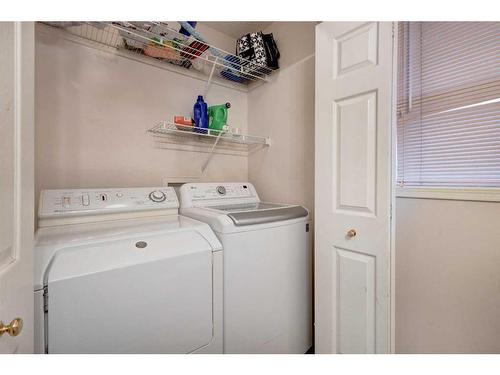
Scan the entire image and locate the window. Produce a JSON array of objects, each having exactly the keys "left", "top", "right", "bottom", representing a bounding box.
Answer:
[{"left": 397, "top": 22, "right": 500, "bottom": 189}]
